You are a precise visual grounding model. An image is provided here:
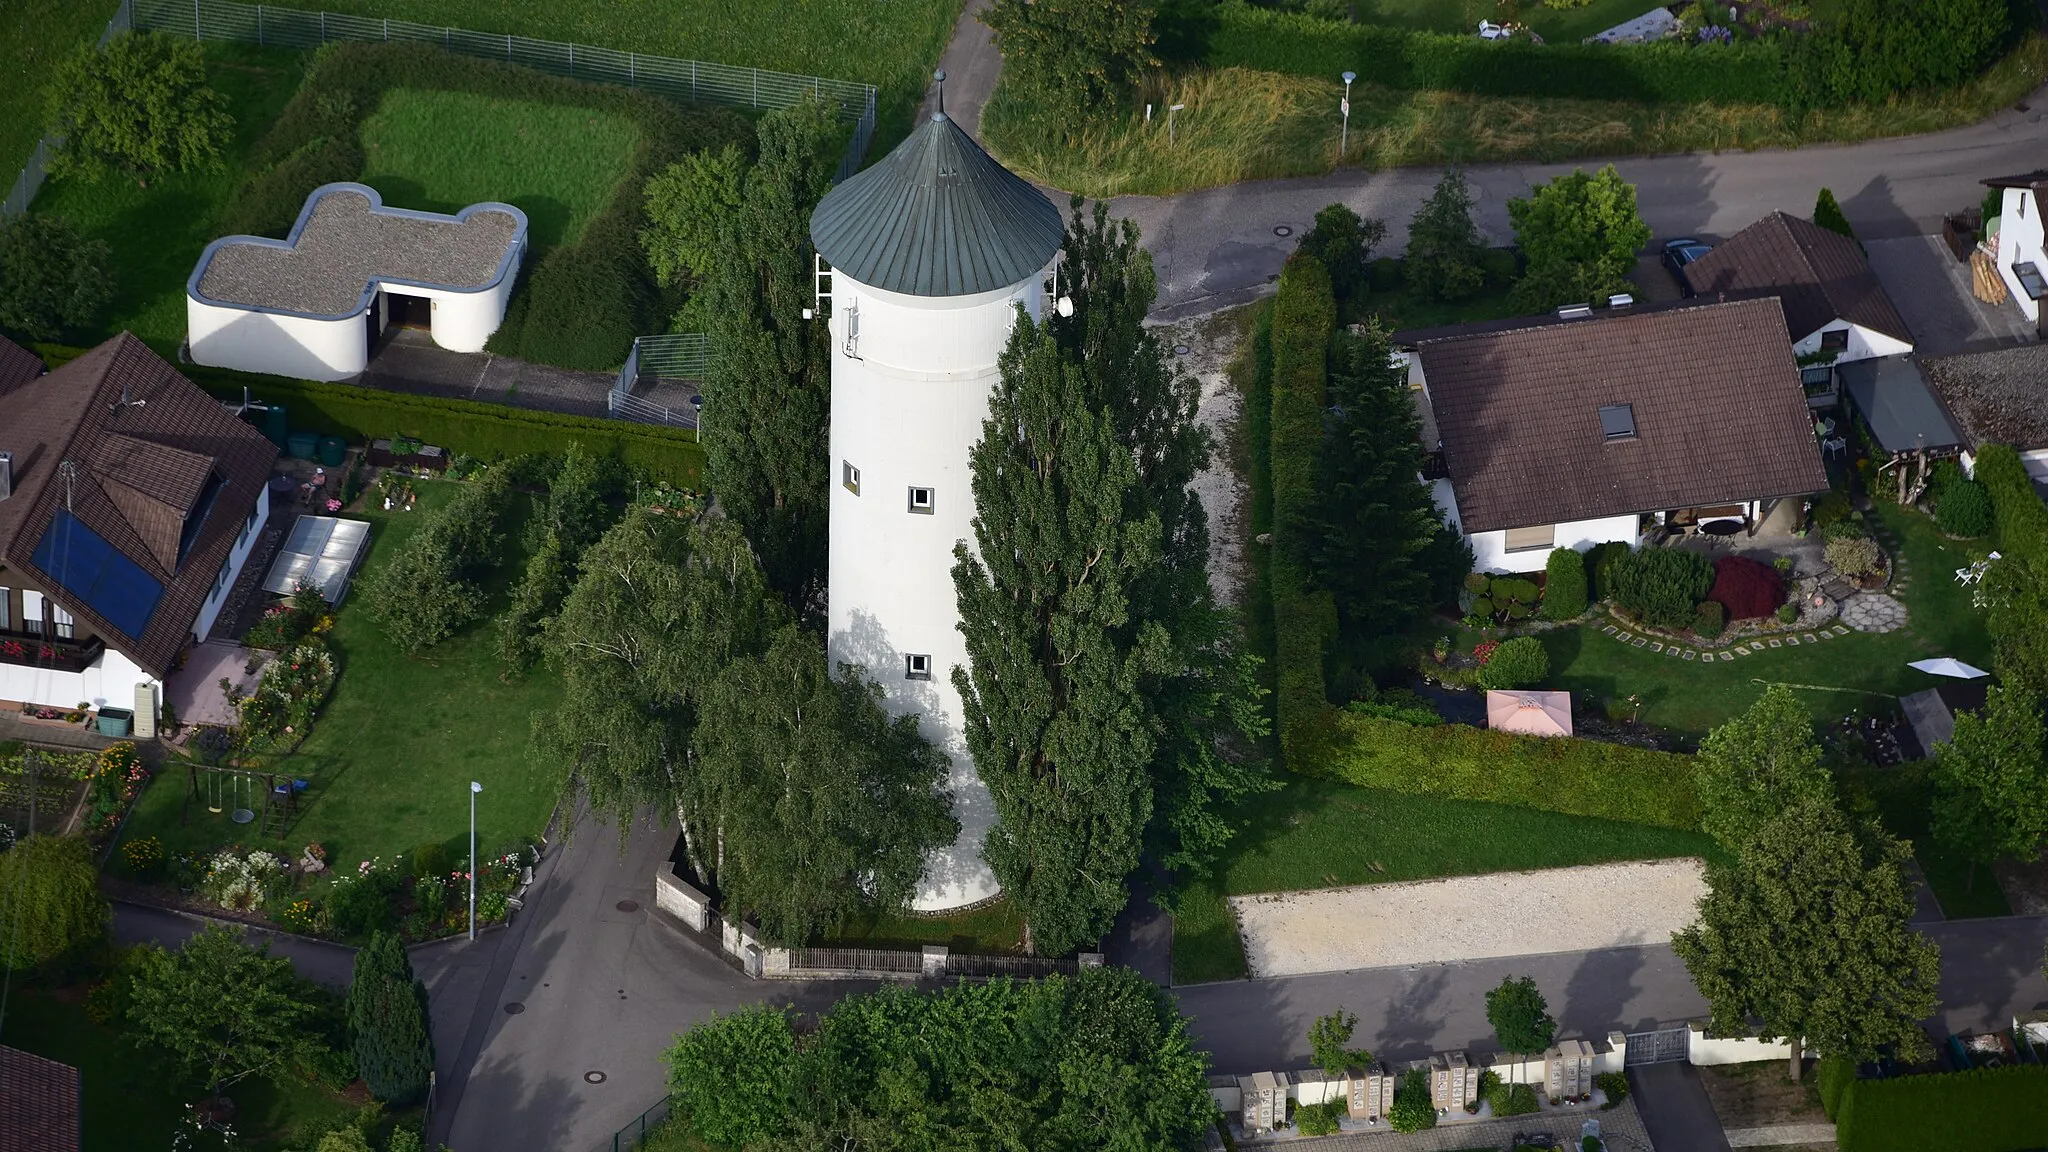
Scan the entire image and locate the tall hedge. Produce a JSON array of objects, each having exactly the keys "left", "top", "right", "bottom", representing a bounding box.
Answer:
[
  {"left": 221, "top": 41, "right": 751, "bottom": 370},
  {"left": 1328, "top": 712, "right": 1702, "bottom": 830},
  {"left": 182, "top": 366, "right": 704, "bottom": 487},
  {"left": 1268, "top": 254, "right": 1339, "bottom": 766},
  {"left": 1202, "top": 4, "right": 1796, "bottom": 107},
  {"left": 1835, "top": 1064, "right": 2048, "bottom": 1152},
  {"left": 1540, "top": 546, "right": 1587, "bottom": 621},
  {"left": 1976, "top": 443, "right": 2048, "bottom": 691},
  {"left": 345, "top": 932, "right": 434, "bottom": 1106},
  {"left": 1978, "top": 444, "right": 2048, "bottom": 564}
]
